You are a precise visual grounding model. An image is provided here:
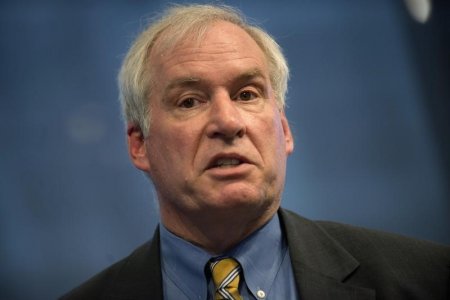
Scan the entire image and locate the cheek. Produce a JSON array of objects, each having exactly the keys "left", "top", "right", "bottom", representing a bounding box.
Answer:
[
  {"left": 148, "top": 122, "right": 199, "bottom": 169},
  {"left": 260, "top": 113, "right": 285, "bottom": 147},
  {"left": 260, "top": 116, "right": 289, "bottom": 170}
]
